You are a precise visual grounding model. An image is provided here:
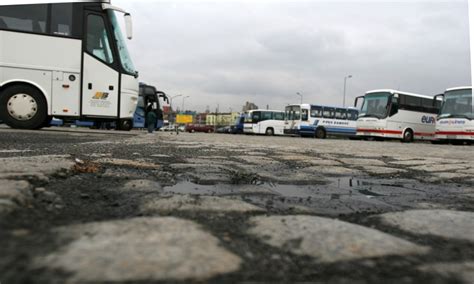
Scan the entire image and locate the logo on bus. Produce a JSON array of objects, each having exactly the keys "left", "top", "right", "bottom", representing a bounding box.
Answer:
[
  {"left": 439, "top": 119, "right": 466, "bottom": 125},
  {"left": 421, "top": 116, "right": 435, "bottom": 124},
  {"left": 92, "top": 92, "right": 110, "bottom": 100}
]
